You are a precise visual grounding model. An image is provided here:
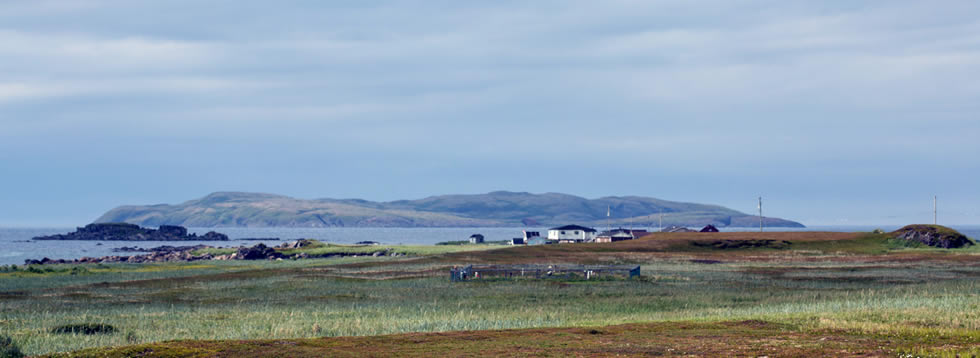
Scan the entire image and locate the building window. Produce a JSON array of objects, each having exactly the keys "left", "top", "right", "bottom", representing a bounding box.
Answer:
[
  {"left": 574, "top": 231, "right": 580, "bottom": 235},
  {"left": 560, "top": 231, "right": 565, "bottom": 235}
]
